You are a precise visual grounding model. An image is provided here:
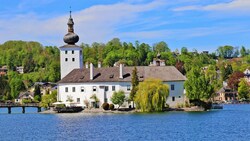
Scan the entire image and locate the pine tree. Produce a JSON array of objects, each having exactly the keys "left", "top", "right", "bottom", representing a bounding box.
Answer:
[{"left": 130, "top": 67, "right": 139, "bottom": 107}]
